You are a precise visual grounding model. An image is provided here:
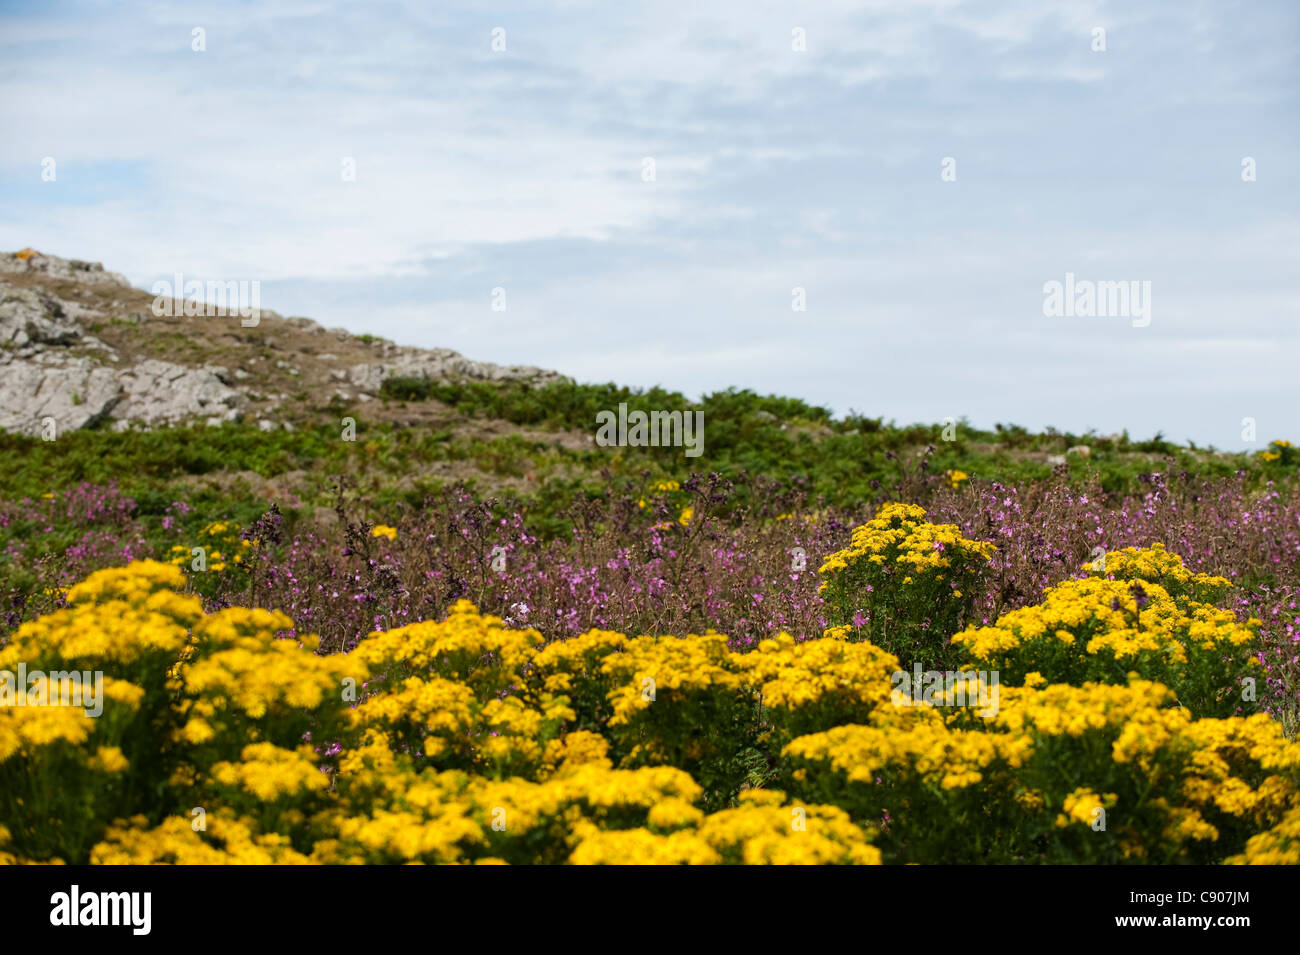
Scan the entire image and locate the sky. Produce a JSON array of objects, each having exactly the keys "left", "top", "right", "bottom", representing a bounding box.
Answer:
[{"left": 1, "top": 0, "right": 1297, "bottom": 449}]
